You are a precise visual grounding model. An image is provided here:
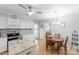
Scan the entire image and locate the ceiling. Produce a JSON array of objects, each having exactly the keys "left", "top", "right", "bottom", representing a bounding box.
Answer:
[{"left": 0, "top": 4, "right": 79, "bottom": 21}]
